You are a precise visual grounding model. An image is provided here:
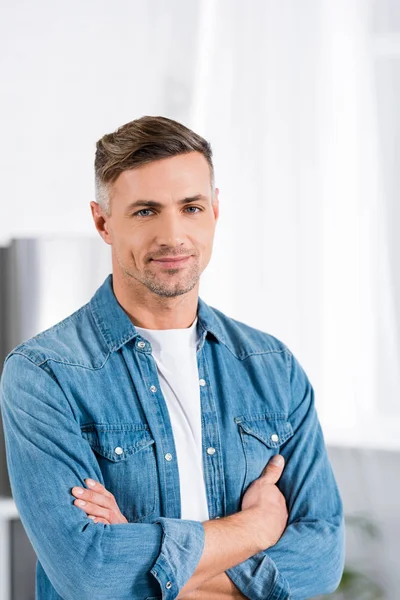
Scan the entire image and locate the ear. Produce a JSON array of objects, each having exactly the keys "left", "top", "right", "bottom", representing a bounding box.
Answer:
[
  {"left": 90, "top": 201, "right": 113, "bottom": 245},
  {"left": 212, "top": 188, "right": 220, "bottom": 222}
]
